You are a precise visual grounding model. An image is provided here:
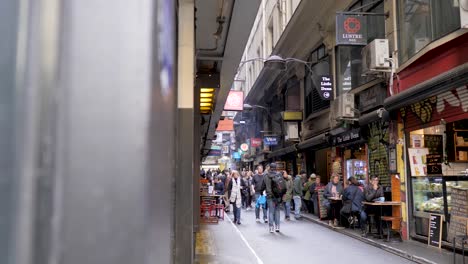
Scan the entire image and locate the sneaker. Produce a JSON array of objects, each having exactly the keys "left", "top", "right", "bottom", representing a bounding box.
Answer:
[
  {"left": 361, "top": 229, "right": 367, "bottom": 237},
  {"left": 334, "top": 219, "right": 338, "bottom": 227},
  {"left": 348, "top": 216, "right": 355, "bottom": 225},
  {"left": 269, "top": 226, "right": 274, "bottom": 233},
  {"left": 256, "top": 218, "right": 261, "bottom": 222},
  {"left": 329, "top": 220, "right": 333, "bottom": 226},
  {"left": 264, "top": 219, "right": 268, "bottom": 223},
  {"left": 285, "top": 217, "right": 290, "bottom": 221},
  {"left": 275, "top": 226, "right": 280, "bottom": 232},
  {"left": 237, "top": 221, "right": 241, "bottom": 225}
]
